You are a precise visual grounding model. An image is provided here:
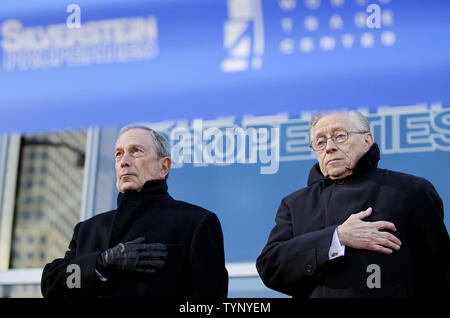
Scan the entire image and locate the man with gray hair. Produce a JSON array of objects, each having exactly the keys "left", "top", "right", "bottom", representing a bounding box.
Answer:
[
  {"left": 41, "top": 125, "right": 228, "bottom": 298},
  {"left": 257, "top": 111, "right": 450, "bottom": 297}
]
